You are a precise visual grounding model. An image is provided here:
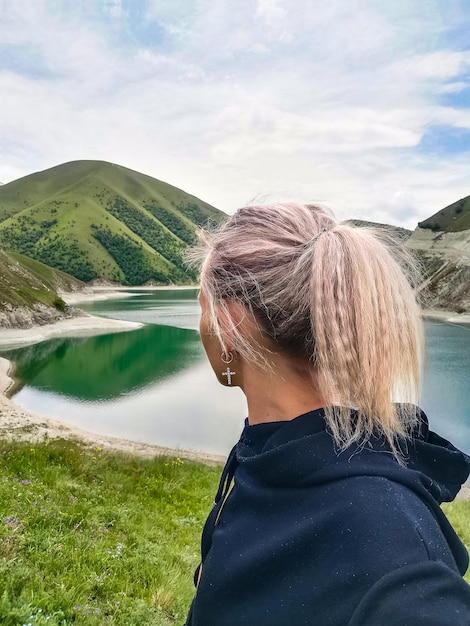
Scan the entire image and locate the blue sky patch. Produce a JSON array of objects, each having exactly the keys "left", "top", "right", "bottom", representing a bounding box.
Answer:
[
  {"left": 418, "top": 124, "right": 470, "bottom": 155},
  {"left": 439, "top": 84, "right": 470, "bottom": 109},
  {"left": 0, "top": 44, "right": 54, "bottom": 79},
  {"left": 47, "top": 0, "right": 167, "bottom": 50}
]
